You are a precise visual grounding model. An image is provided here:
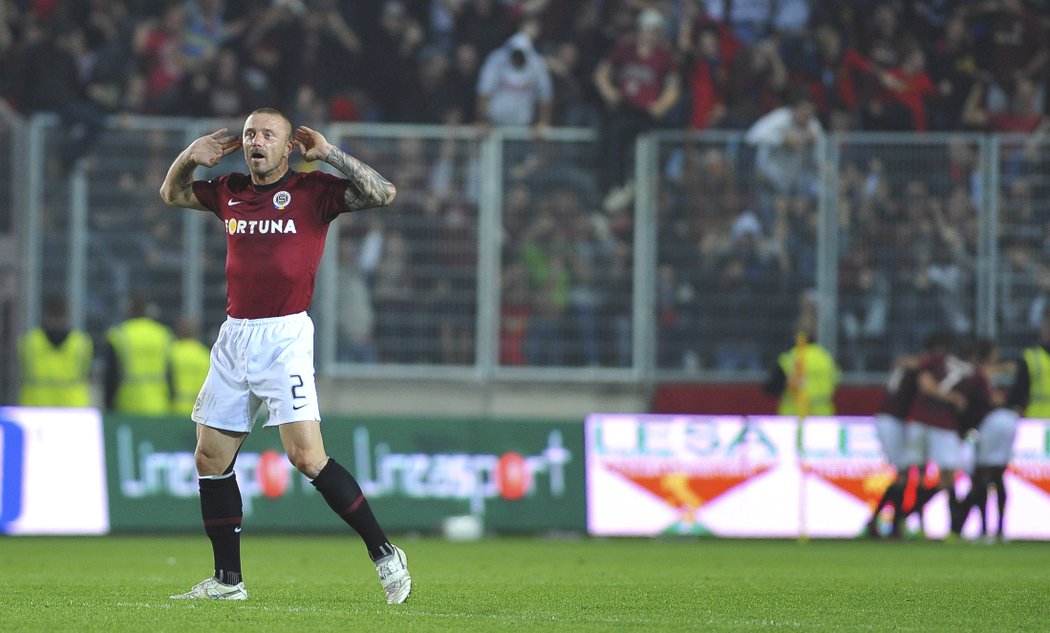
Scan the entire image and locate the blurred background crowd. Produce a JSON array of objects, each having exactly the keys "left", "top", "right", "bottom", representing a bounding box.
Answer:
[
  {"left": 3, "top": 0, "right": 1050, "bottom": 378},
  {"left": 3, "top": 0, "right": 1049, "bottom": 134}
]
